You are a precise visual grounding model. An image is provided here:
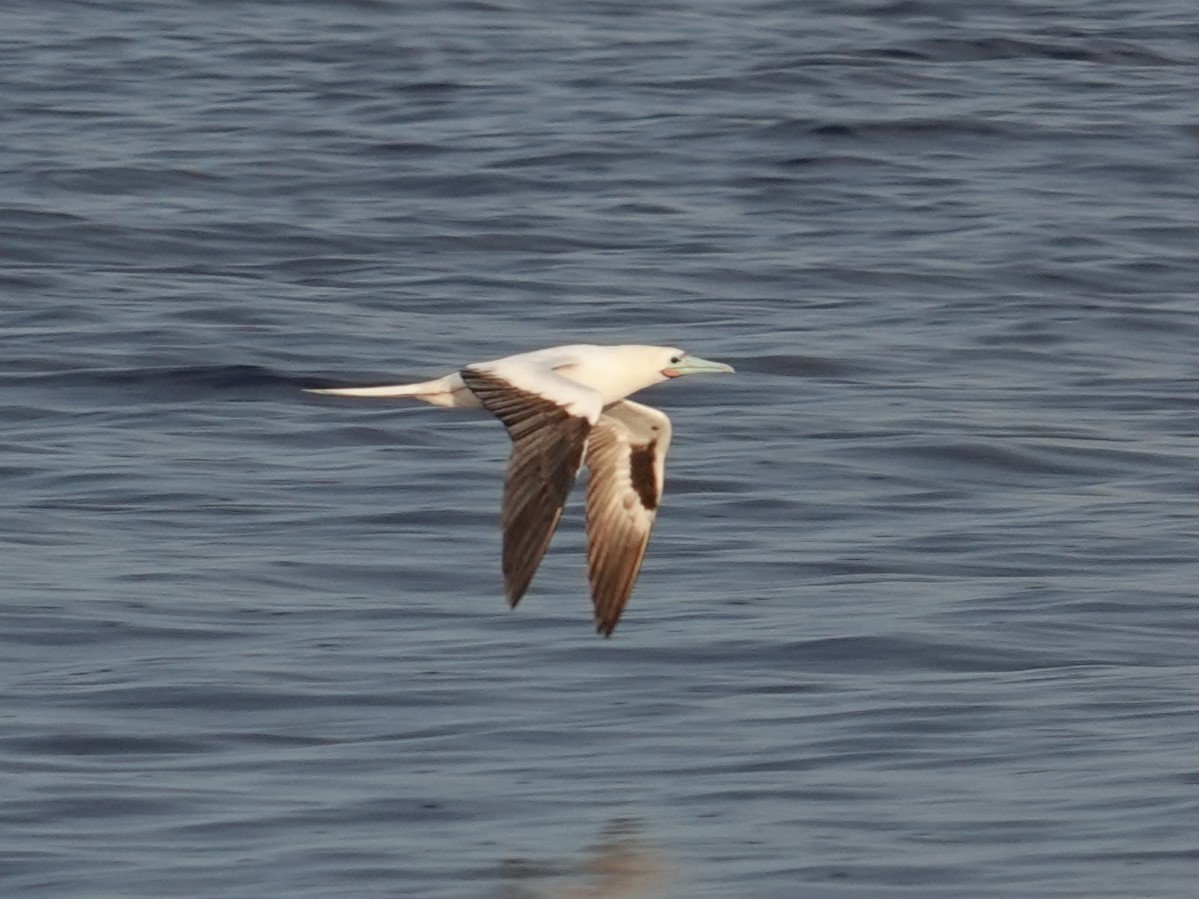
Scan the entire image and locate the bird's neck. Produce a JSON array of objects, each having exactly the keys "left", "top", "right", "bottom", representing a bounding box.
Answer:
[{"left": 558, "top": 356, "right": 664, "bottom": 406}]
